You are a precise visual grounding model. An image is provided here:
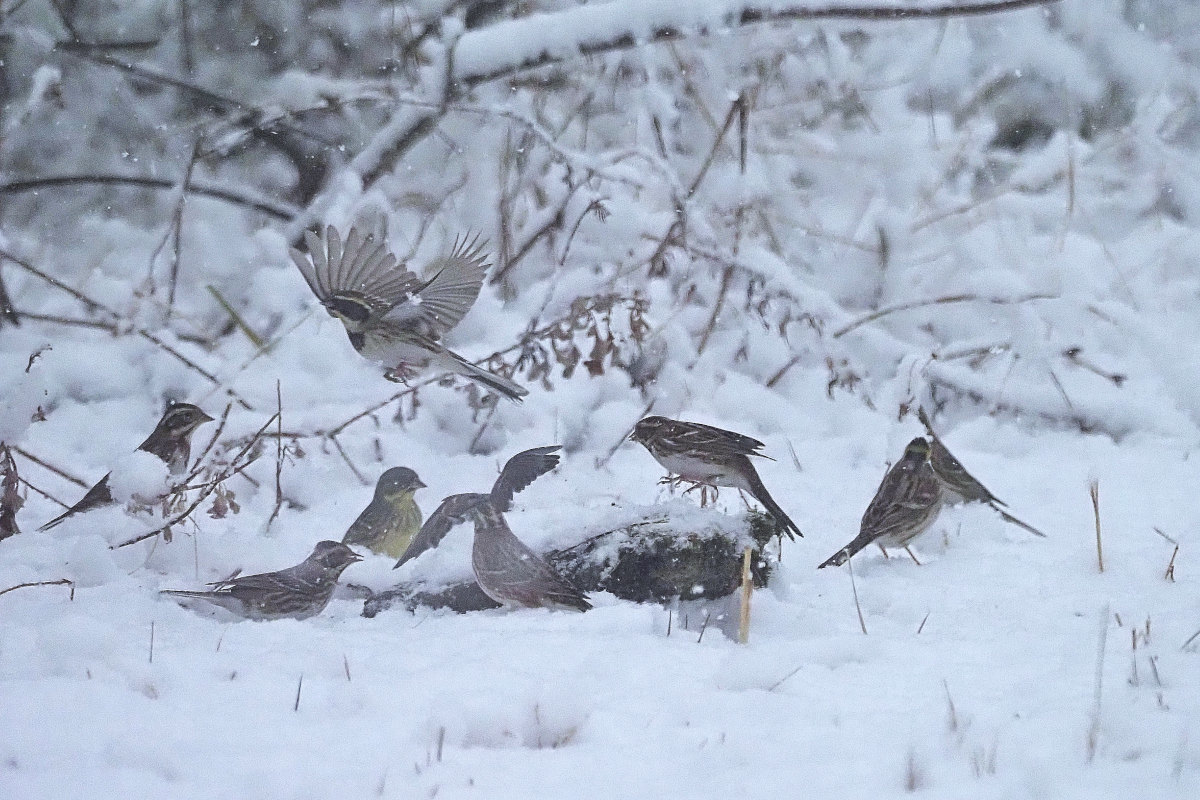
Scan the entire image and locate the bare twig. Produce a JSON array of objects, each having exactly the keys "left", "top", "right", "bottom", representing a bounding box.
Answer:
[
  {"left": 0, "top": 175, "right": 295, "bottom": 220},
  {"left": 294, "top": 674, "right": 303, "bottom": 712},
  {"left": 833, "top": 293, "right": 1055, "bottom": 338},
  {"left": 267, "top": 382, "right": 285, "bottom": 528},
  {"left": 1, "top": 444, "right": 22, "bottom": 540},
  {"left": 848, "top": 556, "right": 868, "bottom": 635},
  {"left": 206, "top": 286, "right": 264, "bottom": 347},
  {"left": 0, "top": 578, "right": 74, "bottom": 598},
  {"left": 12, "top": 446, "right": 87, "bottom": 487},
  {"left": 1089, "top": 479, "right": 1103, "bottom": 573}
]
